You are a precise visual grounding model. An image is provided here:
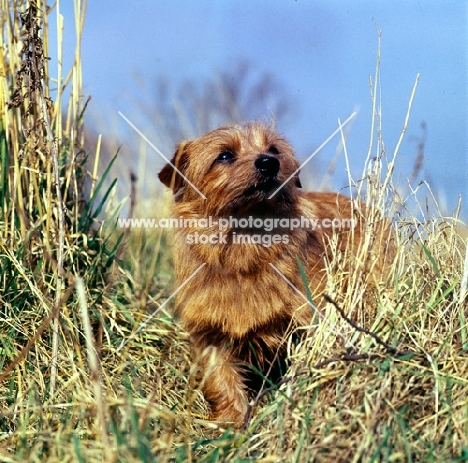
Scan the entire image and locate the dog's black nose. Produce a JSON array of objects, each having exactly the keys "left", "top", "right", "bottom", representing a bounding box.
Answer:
[{"left": 255, "top": 155, "right": 280, "bottom": 177}]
